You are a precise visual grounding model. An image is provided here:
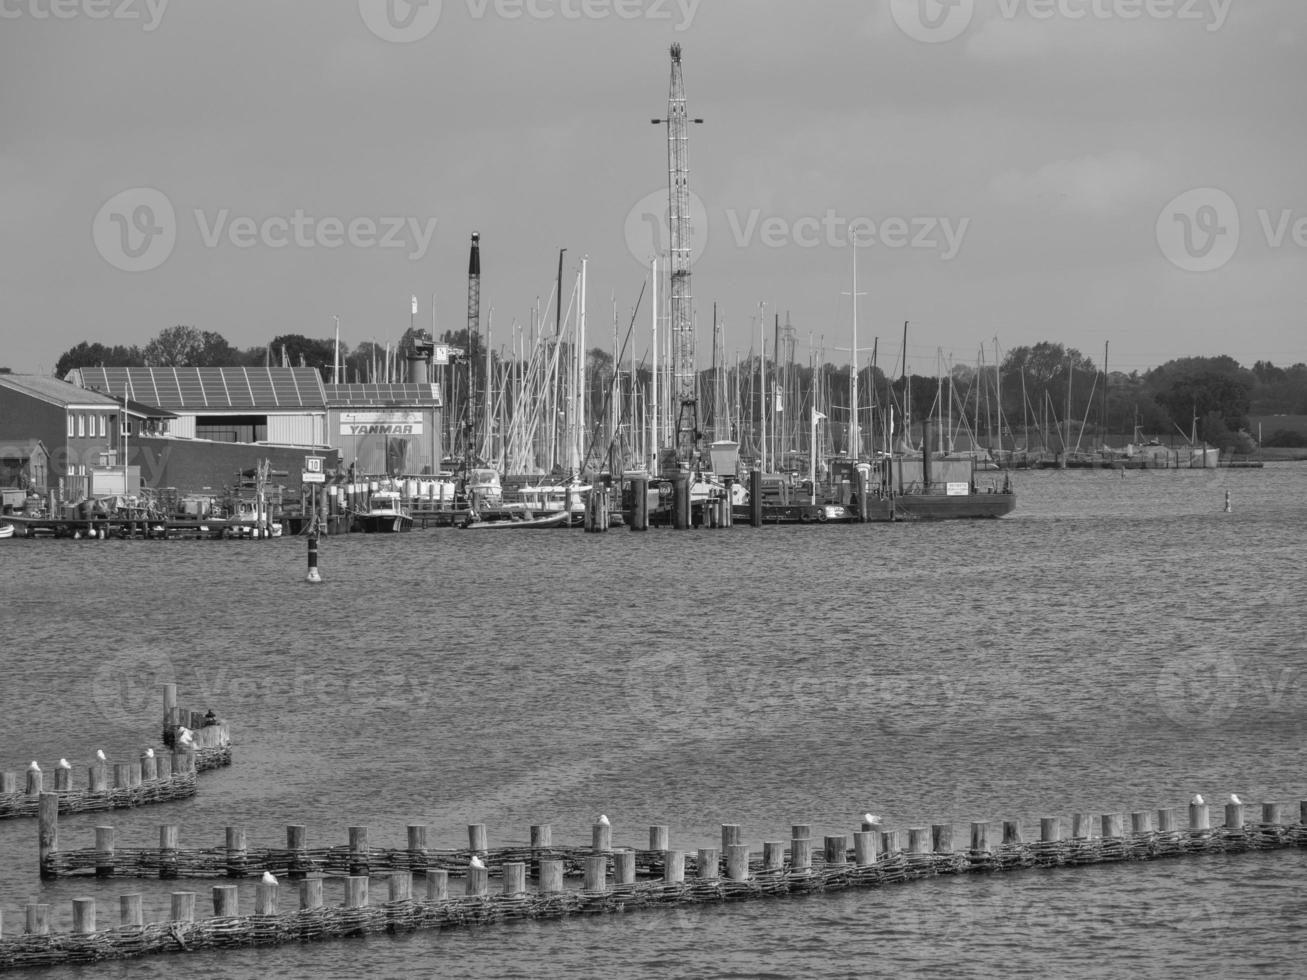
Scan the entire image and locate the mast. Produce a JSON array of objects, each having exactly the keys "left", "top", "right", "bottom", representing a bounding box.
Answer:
[
  {"left": 652, "top": 43, "right": 704, "bottom": 470},
  {"left": 466, "top": 231, "right": 481, "bottom": 464}
]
